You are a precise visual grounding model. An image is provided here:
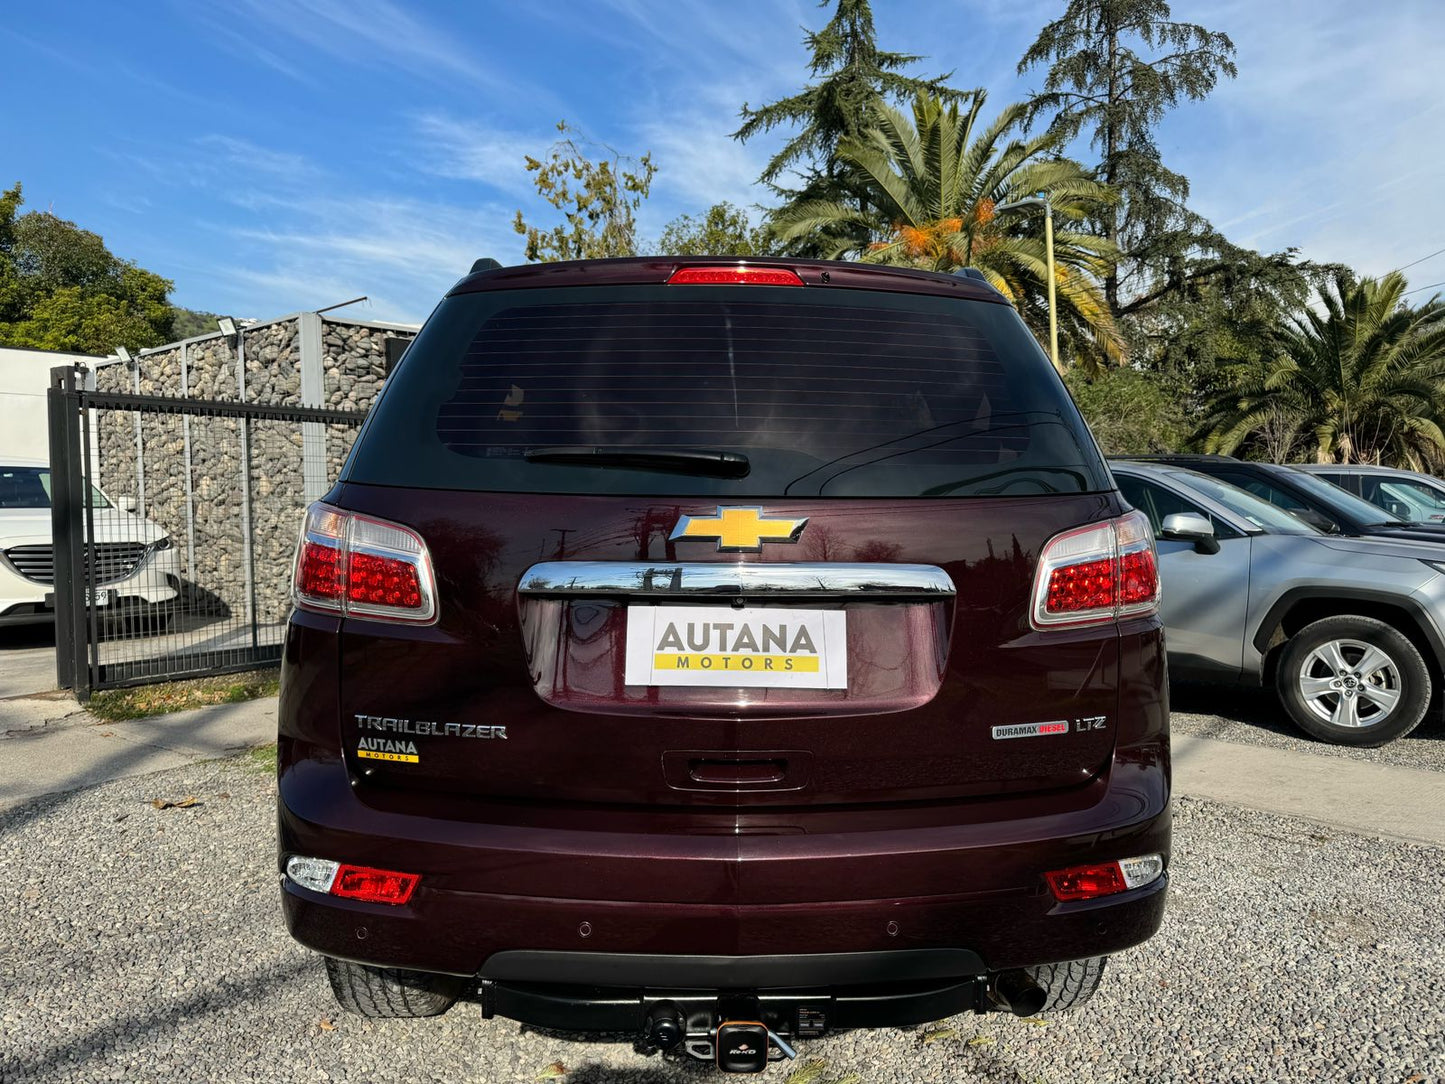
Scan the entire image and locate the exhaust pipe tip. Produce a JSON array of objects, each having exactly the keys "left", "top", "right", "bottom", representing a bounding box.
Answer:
[{"left": 990, "top": 970, "right": 1048, "bottom": 1017}]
